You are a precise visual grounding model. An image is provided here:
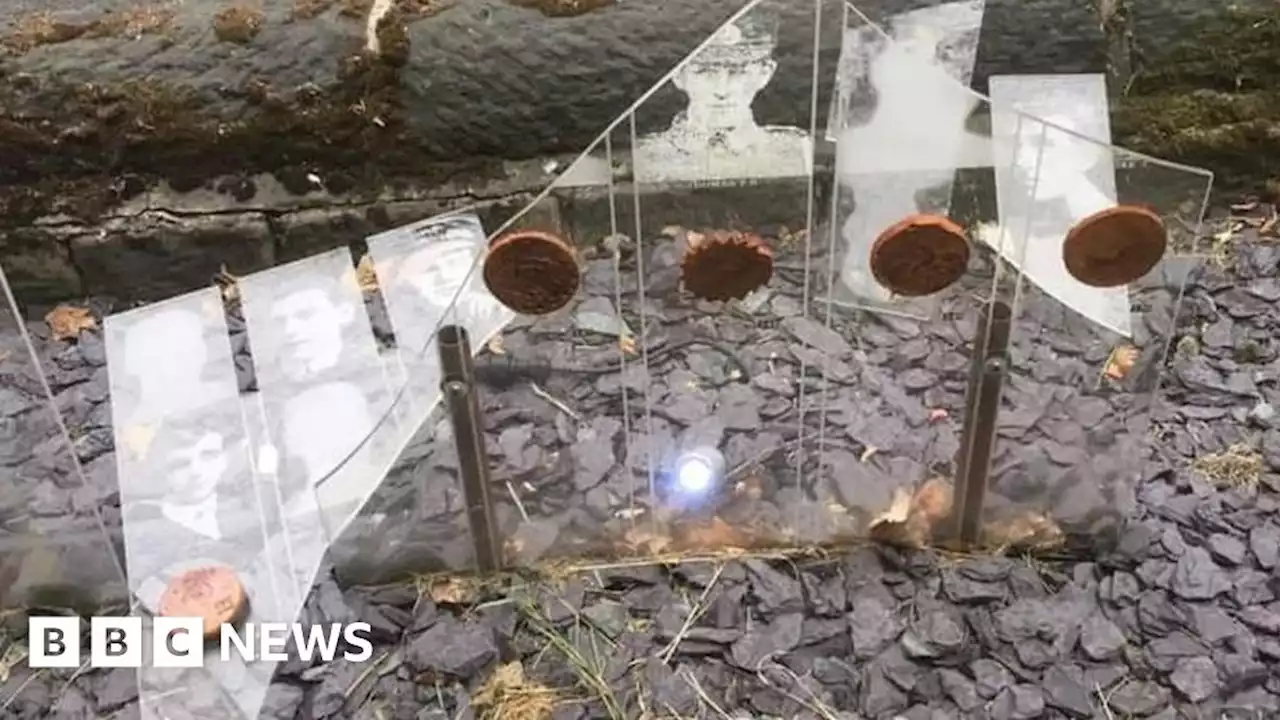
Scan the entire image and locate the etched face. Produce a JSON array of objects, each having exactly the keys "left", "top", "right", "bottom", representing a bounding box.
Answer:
[
  {"left": 403, "top": 236, "right": 481, "bottom": 309},
  {"left": 672, "top": 25, "right": 776, "bottom": 129},
  {"left": 272, "top": 288, "right": 354, "bottom": 376},
  {"left": 164, "top": 431, "right": 227, "bottom": 504}
]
